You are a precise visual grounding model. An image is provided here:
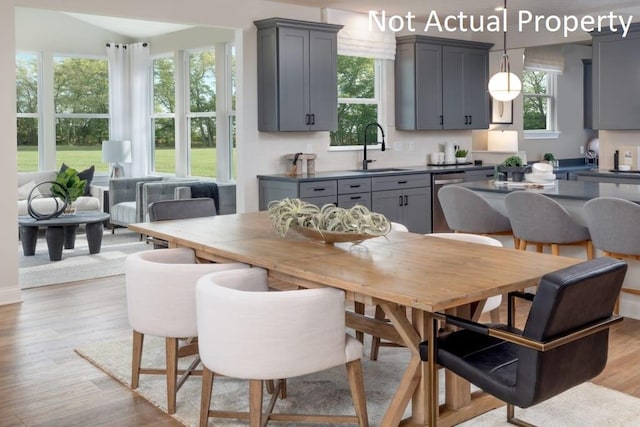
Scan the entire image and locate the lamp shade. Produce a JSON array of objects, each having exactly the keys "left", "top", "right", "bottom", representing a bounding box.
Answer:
[
  {"left": 488, "top": 72, "right": 522, "bottom": 102},
  {"left": 487, "top": 130, "right": 518, "bottom": 152},
  {"left": 102, "top": 140, "right": 132, "bottom": 163}
]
